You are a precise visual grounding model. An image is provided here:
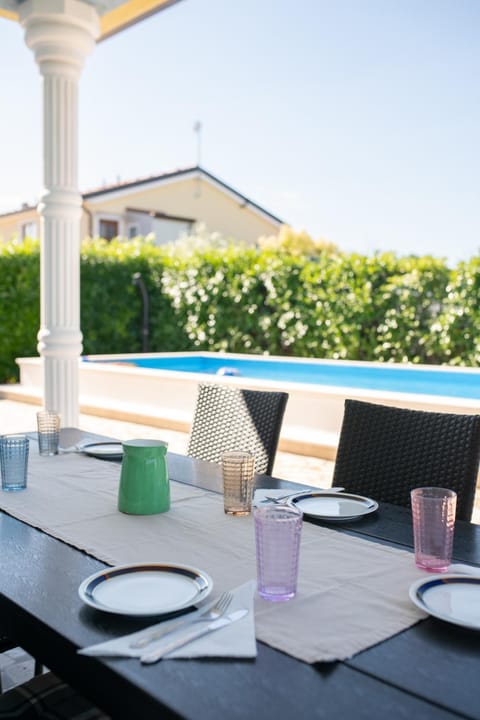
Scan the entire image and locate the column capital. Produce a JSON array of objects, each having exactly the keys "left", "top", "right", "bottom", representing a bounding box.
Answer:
[{"left": 20, "top": 0, "right": 99, "bottom": 77}]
